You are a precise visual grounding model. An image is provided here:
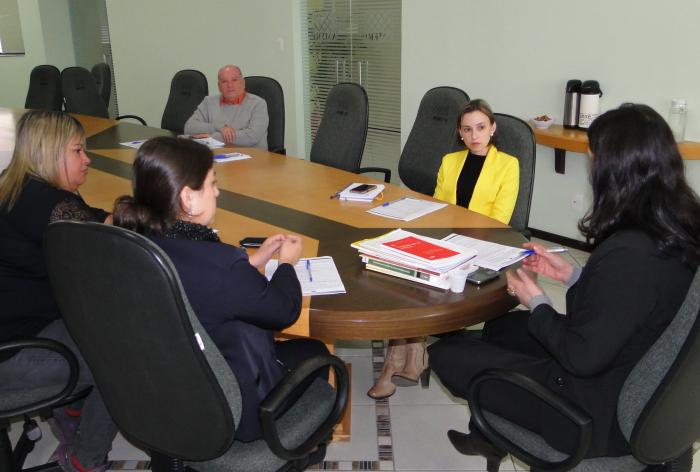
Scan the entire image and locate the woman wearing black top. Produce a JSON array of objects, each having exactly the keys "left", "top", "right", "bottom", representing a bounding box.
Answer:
[
  {"left": 428, "top": 104, "right": 700, "bottom": 468},
  {"left": 0, "top": 110, "right": 115, "bottom": 472},
  {"left": 112, "top": 136, "right": 329, "bottom": 442}
]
